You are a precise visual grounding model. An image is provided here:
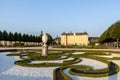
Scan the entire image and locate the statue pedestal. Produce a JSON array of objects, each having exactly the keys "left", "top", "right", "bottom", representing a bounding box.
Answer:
[{"left": 42, "top": 44, "right": 48, "bottom": 56}]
